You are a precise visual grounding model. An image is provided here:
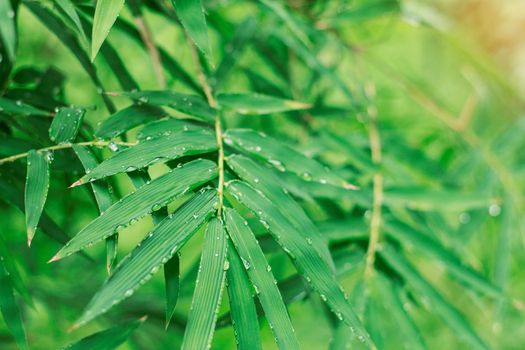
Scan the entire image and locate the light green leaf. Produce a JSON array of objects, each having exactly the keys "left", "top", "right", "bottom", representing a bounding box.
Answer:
[
  {"left": 52, "top": 159, "right": 217, "bottom": 260},
  {"left": 224, "top": 207, "right": 299, "bottom": 350},
  {"left": 25, "top": 150, "right": 50, "bottom": 246},
  {"left": 137, "top": 118, "right": 208, "bottom": 141},
  {"left": 182, "top": 218, "right": 228, "bottom": 350},
  {"left": 55, "top": 0, "right": 89, "bottom": 47},
  {"left": 226, "top": 181, "right": 372, "bottom": 346},
  {"left": 322, "top": 0, "right": 400, "bottom": 26},
  {"left": 226, "top": 154, "right": 335, "bottom": 271},
  {"left": 0, "top": 0, "right": 16, "bottom": 61},
  {"left": 91, "top": 0, "right": 125, "bottom": 61},
  {"left": 95, "top": 105, "right": 166, "bottom": 139},
  {"left": 0, "top": 251, "right": 27, "bottom": 350},
  {"left": 224, "top": 129, "right": 355, "bottom": 189},
  {"left": 384, "top": 219, "right": 501, "bottom": 298},
  {"left": 118, "top": 90, "right": 215, "bottom": 123},
  {"left": 383, "top": 187, "right": 496, "bottom": 211},
  {"left": 73, "top": 129, "right": 217, "bottom": 185},
  {"left": 172, "top": 0, "right": 212, "bottom": 63},
  {"left": 217, "top": 93, "right": 311, "bottom": 115},
  {"left": 63, "top": 317, "right": 145, "bottom": 350},
  {"left": 379, "top": 244, "right": 489, "bottom": 350},
  {"left": 164, "top": 254, "right": 180, "bottom": 328},
  {"left": 225, "top": 240, "right": 262, "bottom": 350},
  {"left": 0, "top": 97, "right": 49, "bottom": 116},
  {"left": 76, "top": 189, "right": 218, "bottom": 327},
  {"left": 258, "top": 0, "right": 310, "bottom": 47},
  {"left": 49, "top": 107, "right": 85, "bottom": 144}
]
